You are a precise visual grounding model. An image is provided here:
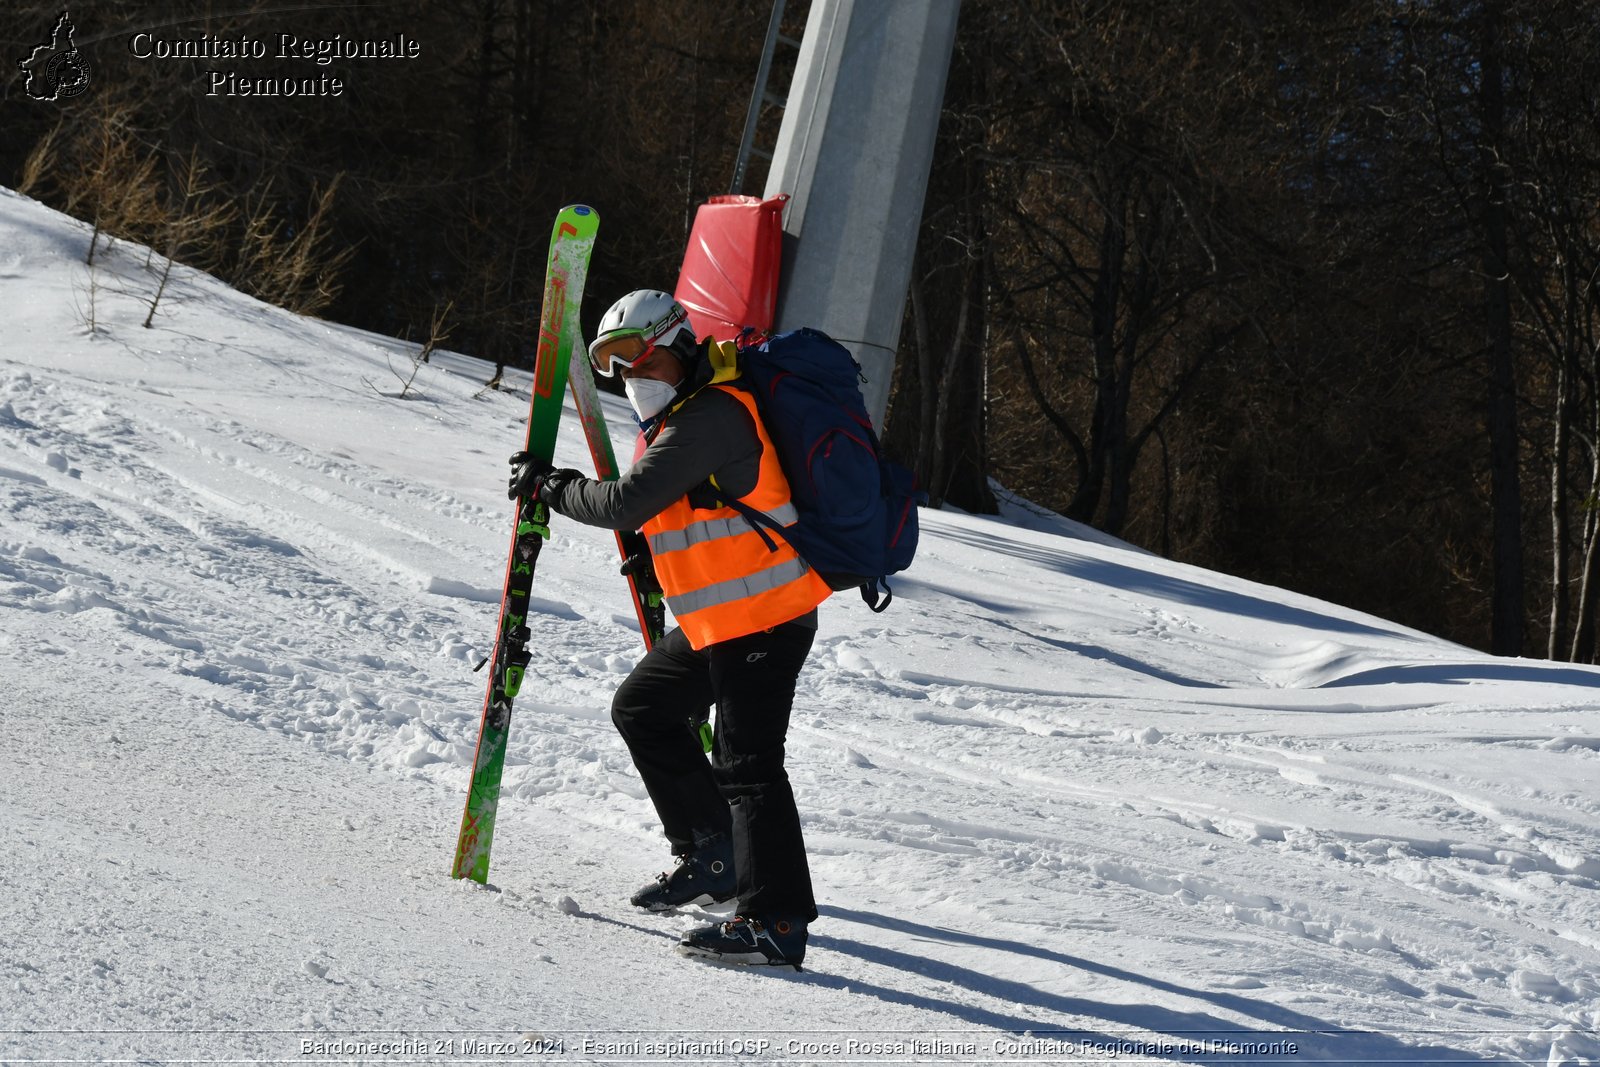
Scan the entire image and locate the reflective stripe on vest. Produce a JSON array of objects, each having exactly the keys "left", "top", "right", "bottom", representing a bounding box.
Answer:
[
  {"left": 647, "top": 502, "right": 800, "bottom": 556},
  {"left": 663, "top": 554, "right": 813, "bottom": 617}
]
